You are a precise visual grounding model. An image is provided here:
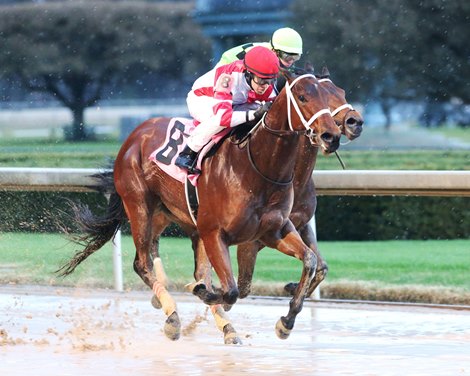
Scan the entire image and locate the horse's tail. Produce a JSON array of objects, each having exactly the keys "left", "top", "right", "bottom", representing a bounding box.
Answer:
[{"left": 56, "top": 170, "right": 126, "bottom": 277}]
